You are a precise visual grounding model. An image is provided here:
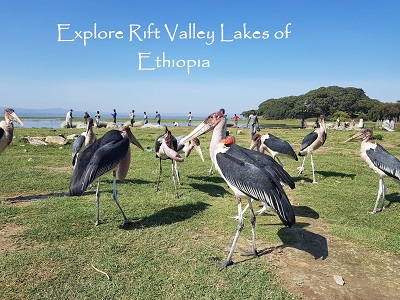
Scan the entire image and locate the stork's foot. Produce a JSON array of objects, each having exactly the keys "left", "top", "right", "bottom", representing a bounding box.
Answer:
[
  {"left": 219, "top": 259, "right": 233, "bottom": 270},
  {"left": 241, "top": 248, "right": 259, "bottom": 257},
  {"left": 297, "top": 167, "right": 304, "bottom": 175},
  {"left": 256, "top": 206, "right": 267, "bottom": 215},
  {"left": 369, "top": 210, "right": 377, "bottom": 214},
  {"left": 121, "top": 219, "right": 133, "bottom": 227},
  {"left": 312, "top": 181, "right": 318, "bottom": 184}
]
